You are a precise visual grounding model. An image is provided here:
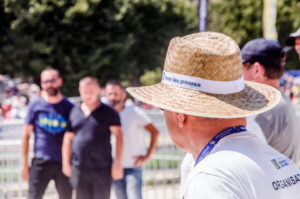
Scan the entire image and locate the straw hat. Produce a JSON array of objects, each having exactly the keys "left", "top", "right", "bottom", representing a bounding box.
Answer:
[{"left": 127, "top": 32, "right": 281, "bottom": 118}]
